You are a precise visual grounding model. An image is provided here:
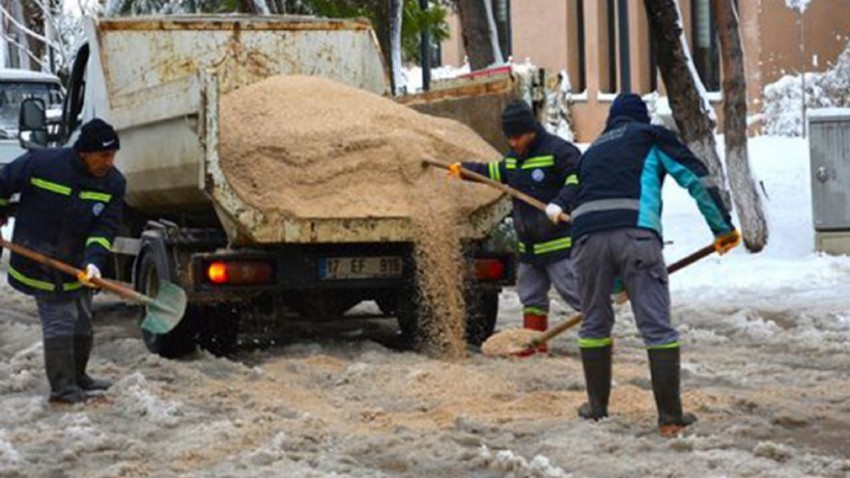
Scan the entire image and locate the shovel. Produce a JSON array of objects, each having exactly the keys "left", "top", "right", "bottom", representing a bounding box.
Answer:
[
  {"left": 0, "top": 238, "right": 186, "bottom": 334},
  {"left": 422, "top": 158, "right": 572, "bottom": 223},
  {"left": 481, "top": 243, "right": 718, "bottom": 357}
]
